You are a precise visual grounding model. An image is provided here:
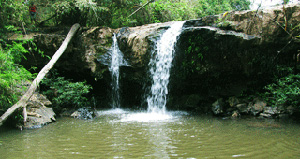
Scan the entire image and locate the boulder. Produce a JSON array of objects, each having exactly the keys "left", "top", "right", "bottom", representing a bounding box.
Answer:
[
  {"left": 184, "top": 94, "right": 202, "bottom": 108},
  {"left": 263, "top": 107, "right": 279, "bottom": 115},
  {"left": 71, "top": 108, "right": 95, "bottom": 120},
  {"left": 171, "top": 94, "right": 209, "bottom": 111},
  {"left": 249, "top": 99, "right": 267, "bottom": 116},
  {"left": 260, "top": 113, "right": 273, "bottom": 118},
  {"left": 212, "top": 98, "right": 224, "bottom": 115},
  {"left": 24, "top": 93, "right": 55, "bottom": 129},
  {"left": 231, "top": 111, "right": 240, "bottom": 118},
  {"left": 236, "top": 103, "right": 249, "bottom": 113},
  {"left": 25, "top": 107, "right": 56, "bottom": 129},
  {"left": 228, "top": 96, "right": 240, "bottom": 107}
]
